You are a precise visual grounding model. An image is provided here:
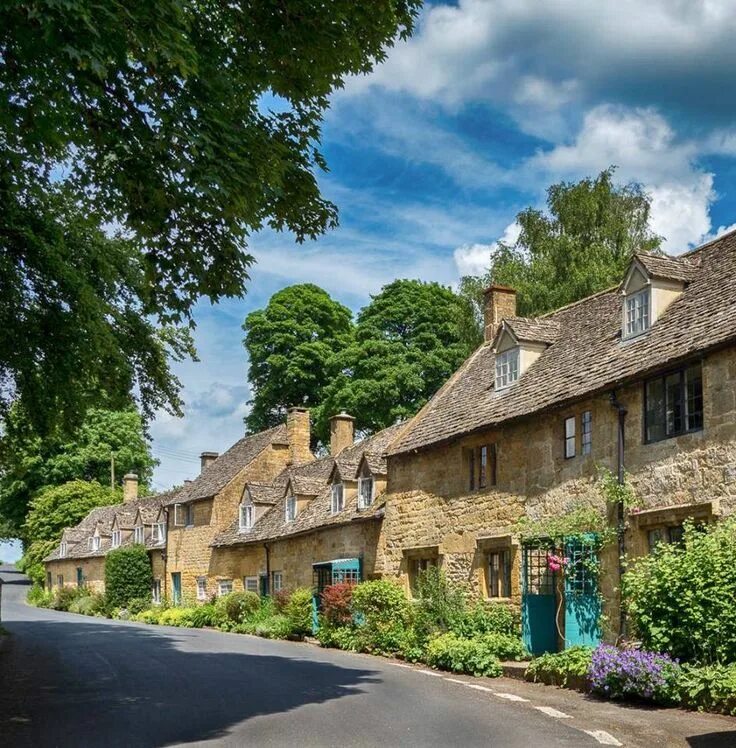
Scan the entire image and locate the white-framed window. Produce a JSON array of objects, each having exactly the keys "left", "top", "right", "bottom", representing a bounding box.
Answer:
[
  {"left": 91, "top": 534, "right": 101, "bottom": 551},
  {"left": 152, "top": 522, "right": 166, "bottom": 544},
  {"left": 285, "top": 494, "right": 297, "bottom": 522},
  {"left": 239, "top": 503, "right": 254, "bottom": 531},
  {"left": 218, "top": 579, "right": 233, "bottom": 596},
  {"left": 196, "top": 576, "right": 208, "bottom": 601},
  {"left": 111, "top": 529, "right": 121, "bottom": 548},
  {"left": 272, "top": 572, "right": 283, "bottom": 592},
  {"left": 564, "top": 416, "right": 576, "bottom": 459},
  {"left": 59, "top": 541, "right": 67, "bottom": 558},
  {"left": 152, "top": 579, "right": 161, "bottom": 604},
  {"left": 243, "top": 576, "right": 259, "bottom": 594},
  {"left": 624, "top": 289, "right": 650, "bottom": 338},
  {"left": 358, "top": 476, "right": 374, "bottom": 509},
  {"left": 495, "top": 348, "right": 520, "bottom": 390},
  {"left": 173, "top": 503, "right": 185, "bottom": 527},
  {"left": 331, "top": 483, "right": 344, "bottom": 514},
  {"left": 134, "top": 525, "right": 144, "bottom": 544},
  {"left": 582, "top": 410, "right": 592, "bottom": 456}
]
